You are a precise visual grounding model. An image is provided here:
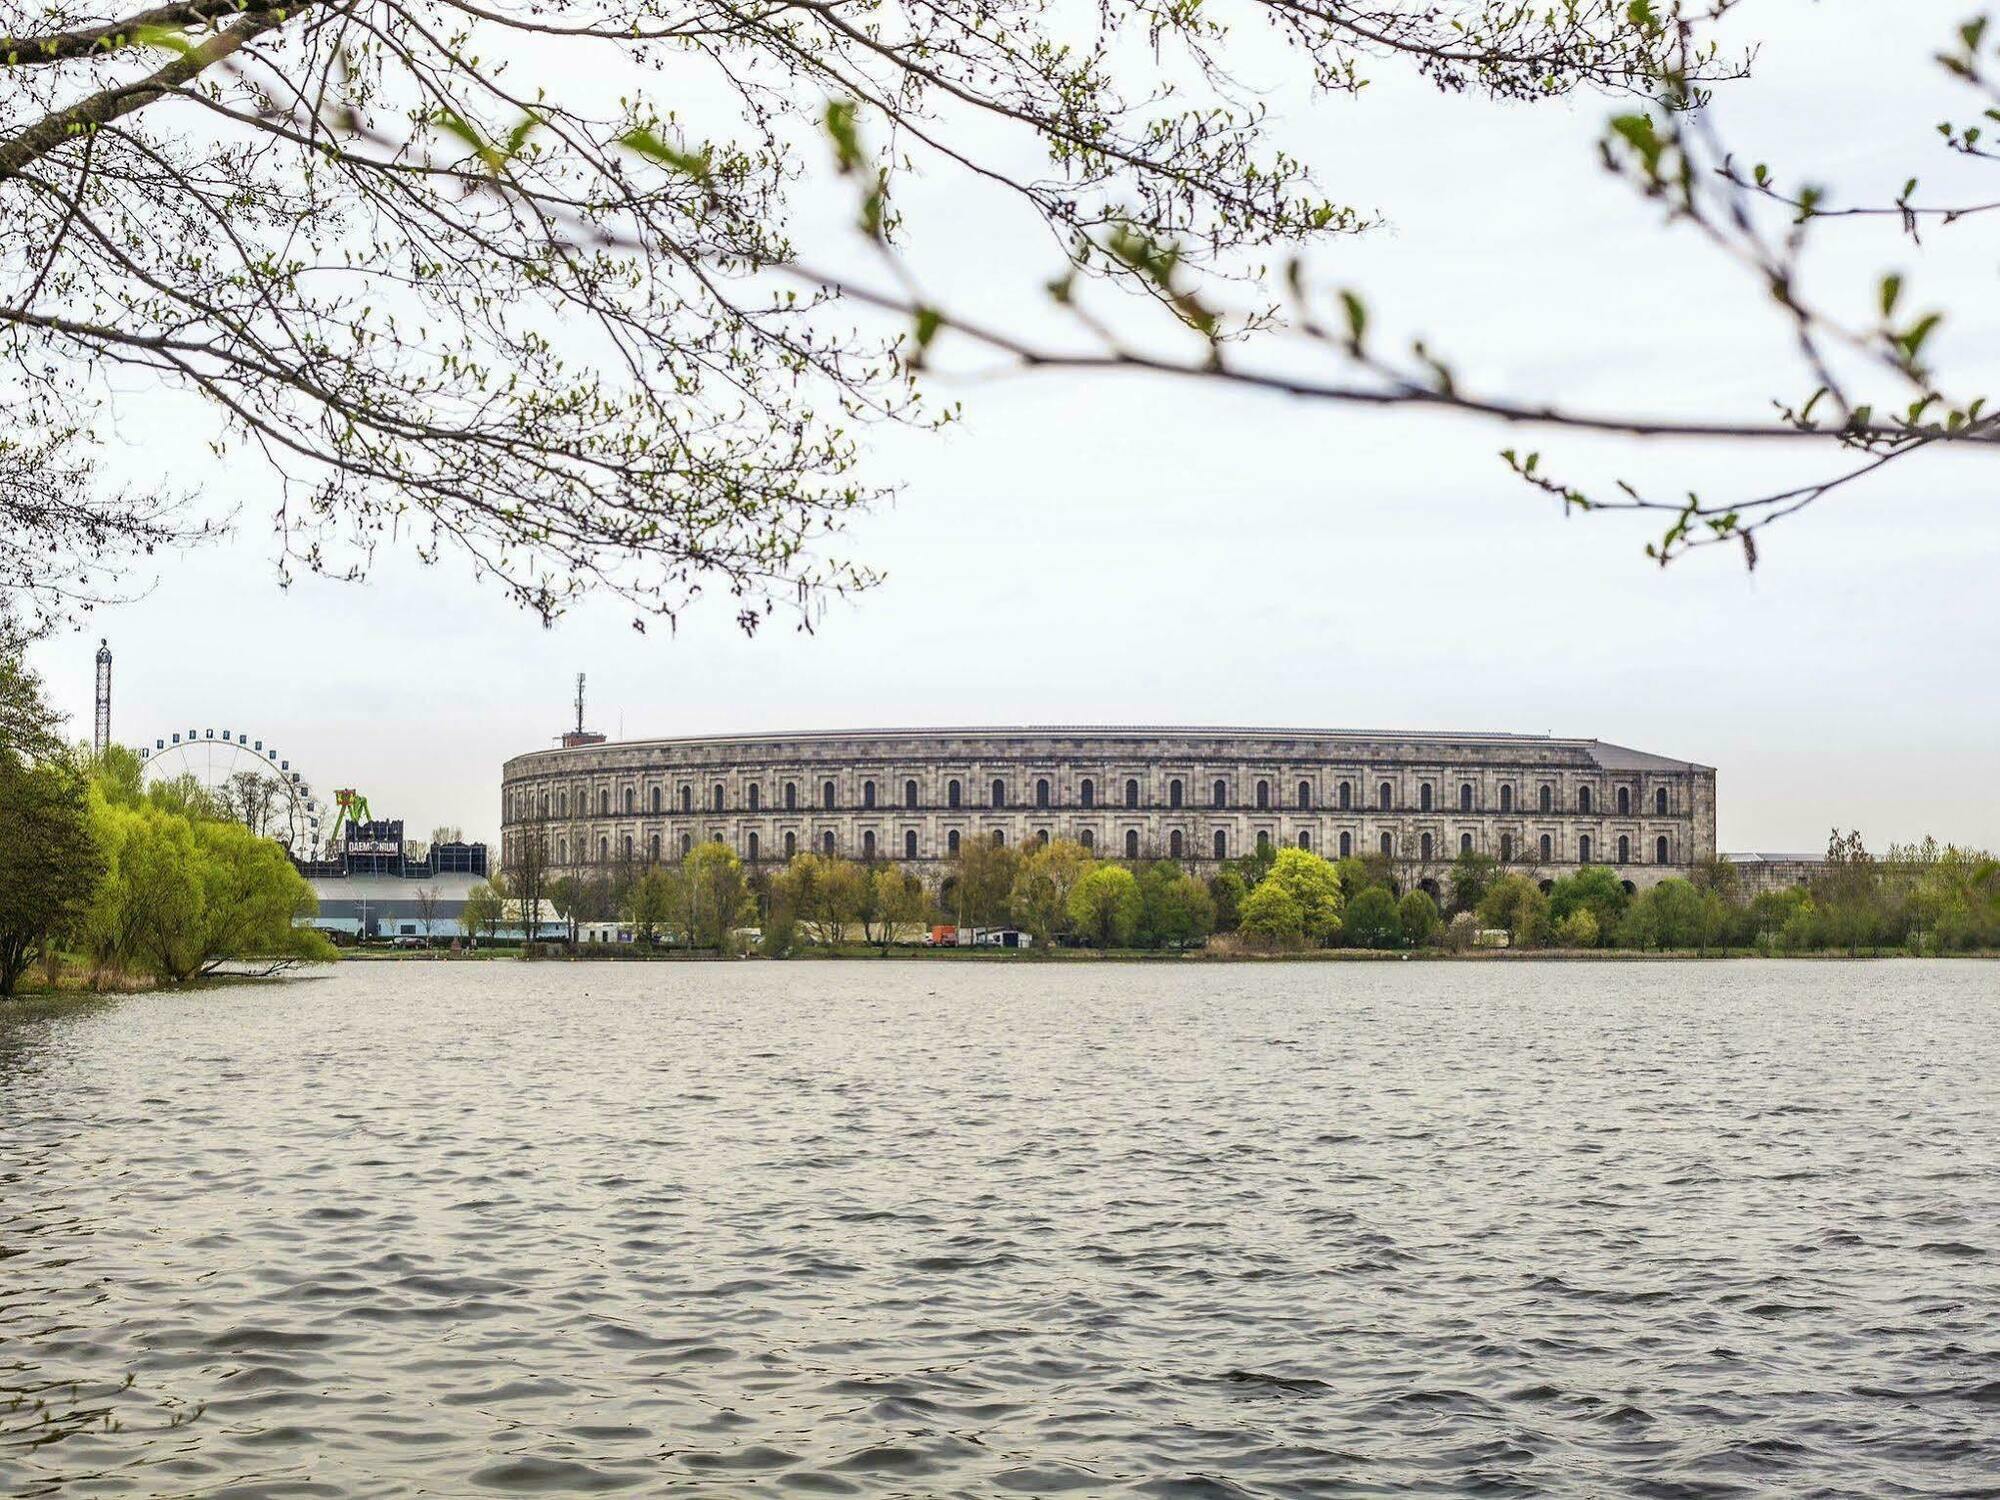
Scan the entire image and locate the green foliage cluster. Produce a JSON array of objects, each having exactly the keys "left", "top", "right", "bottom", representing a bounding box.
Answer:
[{"left": 0, "top": 662, "right": 333, "bottom": 995}]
